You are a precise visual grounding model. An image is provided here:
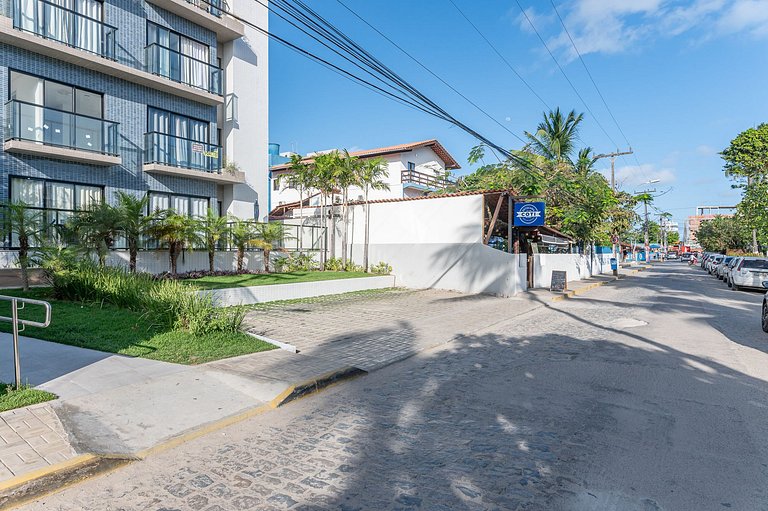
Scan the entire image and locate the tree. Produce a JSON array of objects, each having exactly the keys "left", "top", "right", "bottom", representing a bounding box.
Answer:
[
  {"left": 736, "top": 179, "right": 768, "bottom": 251},
  {"left": 336, "top": 149, "right": 360, "bottom": 267},
  {"left": 252, "top": 222, "right": 290, "bottom": 273},
  {"left": 357, "top": 156, "right": 390, "bottom": 272},
  {"left": 114, "top": 191, "right": 152, "bottom": 273},
  {"left": 696, "top": 216, "right": 749, "bottom": 253},
  {"left": 1, "top": 202, "right": 43, "bottom": 291},
  {"left": 313, "top": 151, "right": 342, "bottom": 268},
  {"left": 721, "top": 124, "right": 768, "bottom": 252},
  {"left": 524, "top": 108, "right": 583, "bottom": 167},
  {"left": 146, "top": 212, "right": 201, "bottom": 275},
  {"left": 69, "top": 201, "right": 121, "bottom": 267},
  {"left": 230, "top": 217, "right": 255, "bottom": 272},
  {"left": 280, "top": 154, "right": 316, "bottom": 251},
  {"left": 199, "top": 208, "right": 229, "bottom": 272}
]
